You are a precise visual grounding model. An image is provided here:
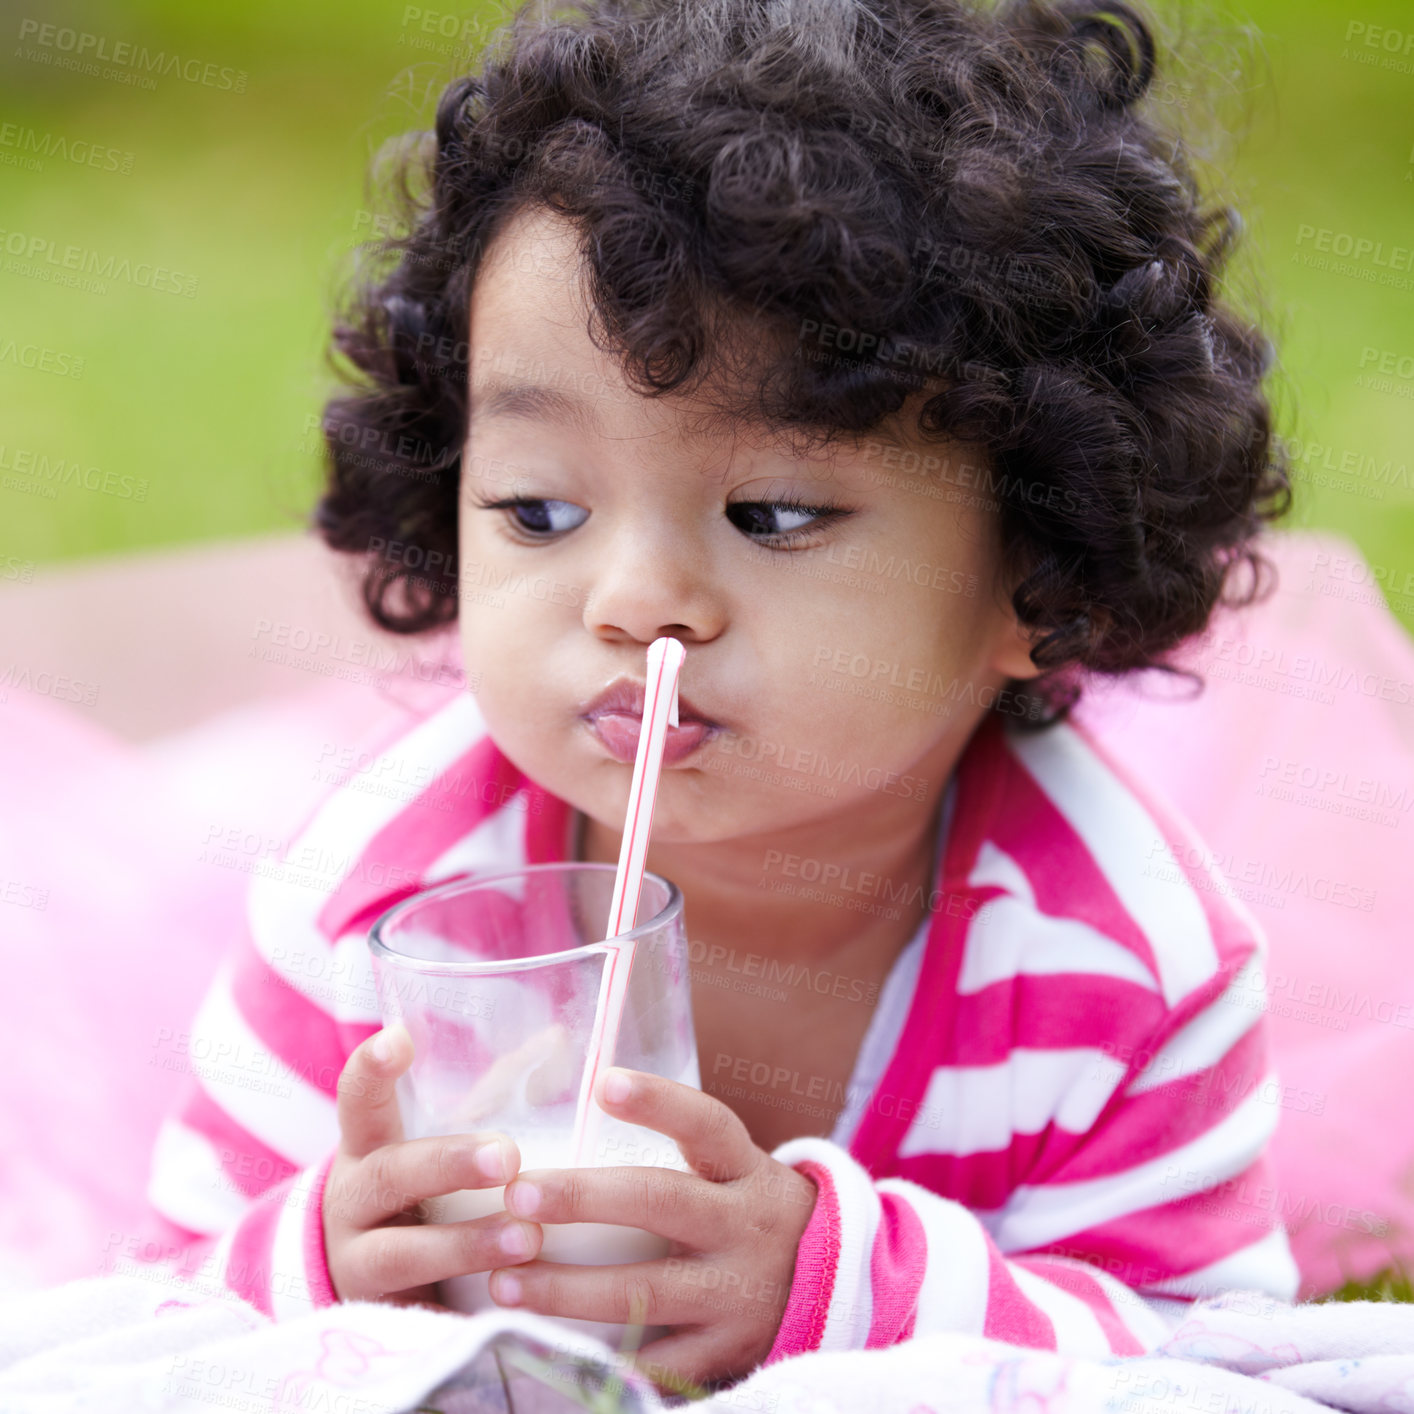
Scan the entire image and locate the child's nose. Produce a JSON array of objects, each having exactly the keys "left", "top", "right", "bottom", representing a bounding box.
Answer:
[{"left": 582, "top": 527, "right": 726, "bottom": 646}]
